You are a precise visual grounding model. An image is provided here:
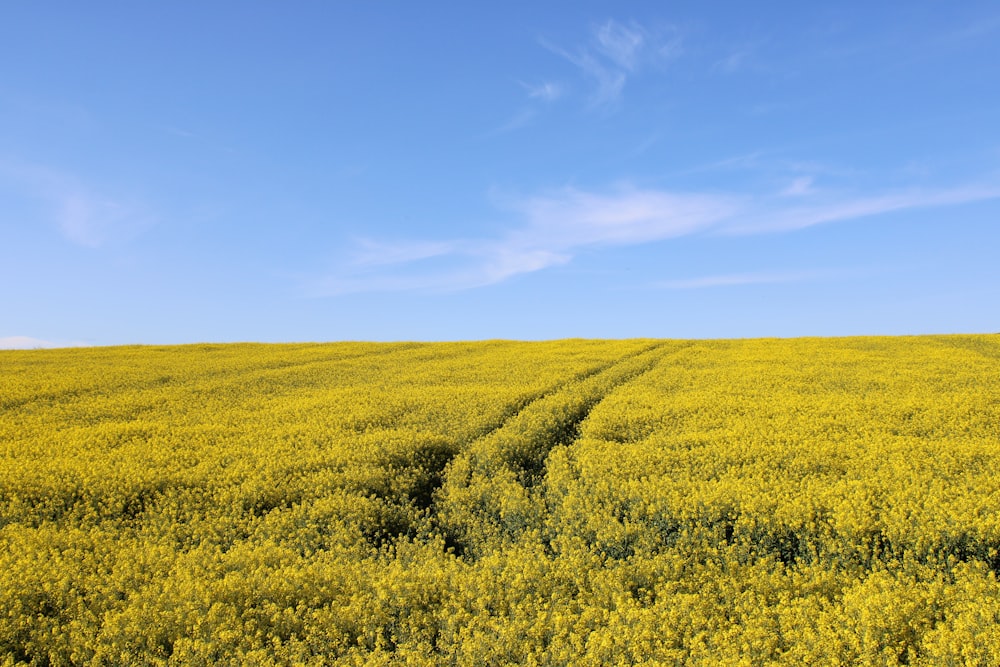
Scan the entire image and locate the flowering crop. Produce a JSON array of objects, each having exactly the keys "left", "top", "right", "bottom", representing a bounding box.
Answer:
[{"left": 1, "top": 336, "right": 998, "bottom": 665}]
